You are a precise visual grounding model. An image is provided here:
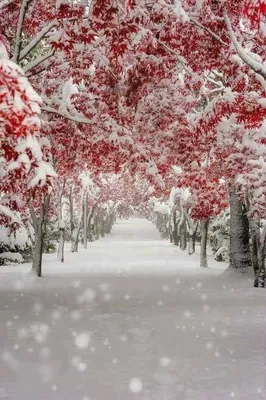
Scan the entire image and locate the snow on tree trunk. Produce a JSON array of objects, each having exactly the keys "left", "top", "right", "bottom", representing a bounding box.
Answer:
[
  {"left": 30, "top": 195, "right": 50, "bottom": 277},
  {"left": 57, "top": 221, "right": 65, "bottom": 263},
  {"left": 179, "top": 219, "right": 187, "bottom": 251},
  {"left": 200, "top": 219, "right": 209, "bottom": 268},
  {"left": 169, "top": 214, "right": 174, "bottom": 244},
  {"left": 254, "top": 223, "right": 266, "bottom": 288},
  {"left": 71, "top": 222, "right": 82, "bottom": 252},
  {"left": 188, "top": 222, "right": 198, "bottom": 255},
  {"left": 87, "top": 204, "right": 97, "bottom": 242},
  {"left": 179, "top": 210, "right": 187, "bottom": 251},
  {"left": 70, "top": 188, "right": 83, "bottom": 253},
  {"left": 173, "top": 210, "right": 179, "bottom": 246},
  {"left": 250, "top": 219, "right": 260, "bottom": 275},
  {"left": 229, "top": 185, "right": 251, "bottom": 271},
  {"left": 83, "top": 192, "right": 88, "bottom": 249},
  {"left": 32, "top": 228, "right": 44, "bottom": 277}
]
